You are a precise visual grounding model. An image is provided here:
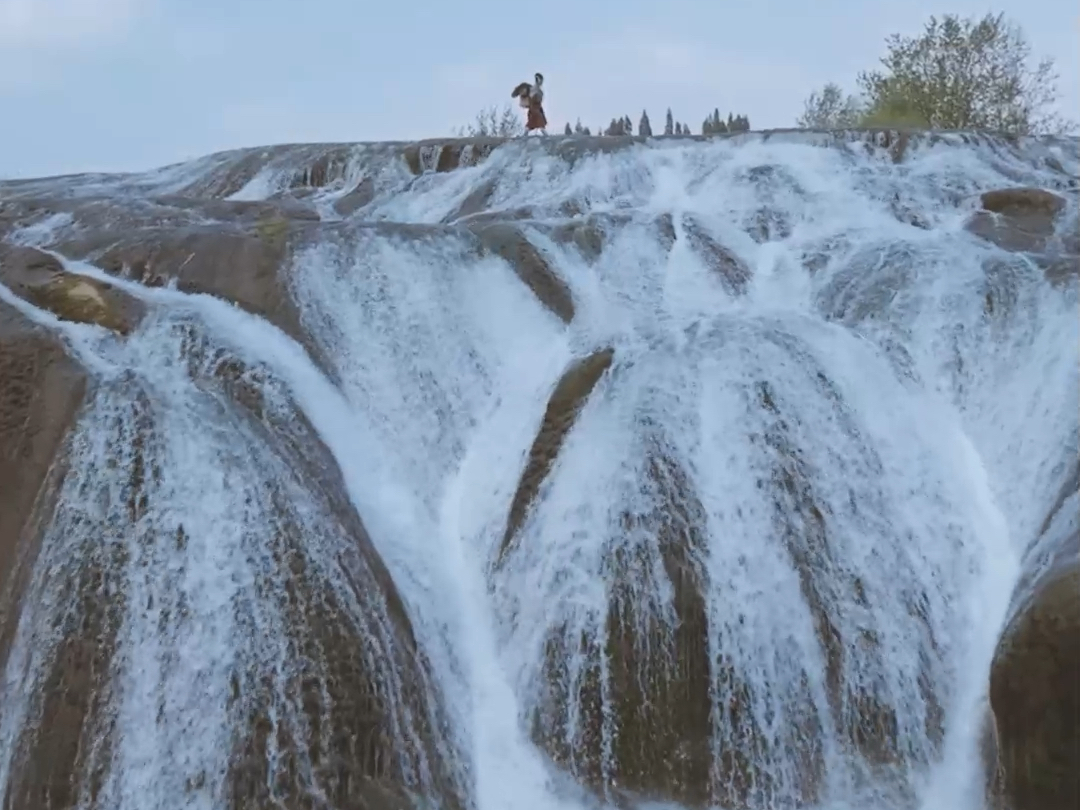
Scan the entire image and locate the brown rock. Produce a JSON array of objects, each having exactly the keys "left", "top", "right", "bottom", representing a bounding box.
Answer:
[
  {"left": 3, "top": 525, "right": 128, "bottom": 810},
  {"left": 434, "top": 141, "right": 498, "bottom": 173},
  {"left": 0, "top": 301, "right": 111, "bottom": 810},
  {"left": 735, "top": 166, "right": 800, "bottom": 243},
  {"left": 538, "top": 213, "right": 639, "bottom": 266},
  {"left": 498, "top": 348, "right": 614, "bottom": 561},
  {"left": 758, "top": 377, "right": 944, "bottom": 762},
  {"left": 498, "top": 351, "right": 780, "bottom": 808},
  {"left": 0, "top": 246, "right": 145, "bottom": 334},
  {"left": 471, "top": 223, "right": 575, "bottom": 323},
  {"left": 1034, "top": 253, "right": 1080, "bottom": 286},
  {"left": 0, "top": 301, "right": 88, "bottom": 671},
  {"left": 332, "top": 177, "right": 377, "bottom": 217},
  {"left": 799, "top": 236, "right": 851, "bottom": 277},
  {"left": 979, "top": 703, "right": 1007, "bottom": 809},
  {"left": 980, "top": 188, "right": 1067, "bottom": 218},
  {"left": 184, "top": 340, "right": 468, "bottom": 810},
  {"left": 25, "top": 201, "right": 346, "bottom": 374},
  {"left": 531, "top": 448, "right": 713, "bottom": 807},
  {"left": 889, "top": 195, "right": 931, "bottom": 230},
  {"left": 4, "top": 389, "right": 169, "bottom": 810},
  {"left": 402, "top": 145, "right": 429, "bottom": 176},
  {"left": 506, "top": 362, "right": 948, "bottom": 808},
  {"left": 543, "top": 218, "right": 608, "bottom": 264},
  {"left": 967, "top": 187, "right": 1079, "bottom": 285},
  {"left": 738, "top": 382, "right": 896, "bottom": 804},
  {"left": 966, "top": 187, "right": 1067, "bottom": 254},
  {"left": 83, "top": 225, "right": 316, "bottom": 353},
  {"left": 288, "top": 148, "right": 353, "bottom": 189},
  {"left": 989, "top": 520, "right": 1079, "bottom": 810},
  {"left": 885, "top": 130, "right": 911, "bottom": 164},
  {"left": 681, "top": 215, "right": 751, "bottom": 296},
  {"left": 0, "top": 325, "right": 468, "bottom": 809},
  {"left": 171, "top": 147, "right": 285, "bottom": 200},
  {"left": 457, "top": 206, "right": 538, "bottom": 227},
  {"left": 154, "top": 194, "right": 320, "bottom": 226},
  {"left": 817, "top": 242, "right": 918, "bottom": 324},
  {"left": 226, "top": 538, "right": 466, "bottom": 810},
  {"left": 980, "top": 256, "right": 1026, "bottom": 319},
  {"left": 0, "top": 200, "right": 28, "bottom": 243},
  {"left": 402, "top": 138, "right": 502, "bottom": 176},
  {"left": 443, "top": 179, "right": 498, "bottom": 222}
]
